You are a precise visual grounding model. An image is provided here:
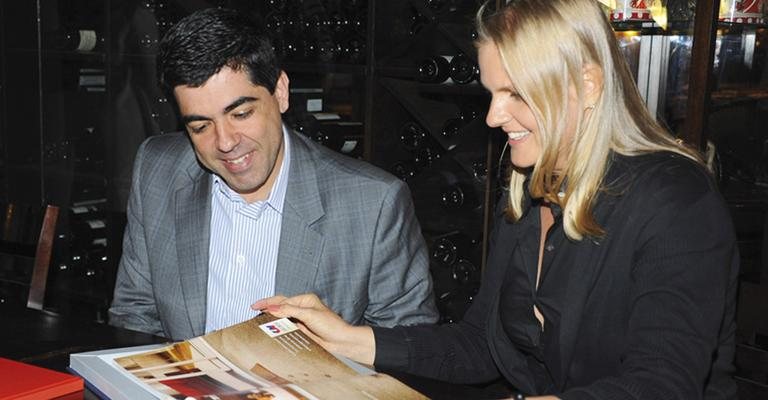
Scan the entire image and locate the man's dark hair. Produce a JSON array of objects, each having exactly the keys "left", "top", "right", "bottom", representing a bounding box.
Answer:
[{"left": 157, "top": 7, "right": 280, "bottom": 95}]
